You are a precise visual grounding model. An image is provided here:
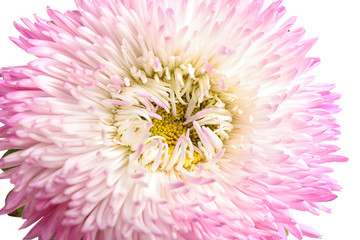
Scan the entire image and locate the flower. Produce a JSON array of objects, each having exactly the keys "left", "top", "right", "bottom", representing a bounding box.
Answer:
[{"left": 0, "top": 0, "right": 346, "bottom": 239}]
